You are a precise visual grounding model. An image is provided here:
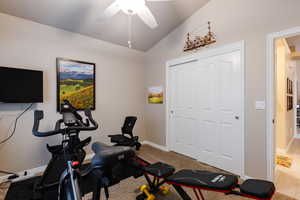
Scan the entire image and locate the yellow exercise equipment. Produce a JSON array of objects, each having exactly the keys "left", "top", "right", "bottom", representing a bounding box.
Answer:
[
  {"left": 140, "top": 185, "right": 155, "bottom": 200},
  {"left": 159, "top": 186, "right": 170, "bottom": 195}
]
